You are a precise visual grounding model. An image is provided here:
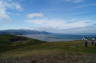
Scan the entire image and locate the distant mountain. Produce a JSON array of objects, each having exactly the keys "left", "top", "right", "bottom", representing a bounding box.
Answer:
[
  {"left": 0, "top": 29, "right": 96, "bottom": 41},
  {"left": 0, "top": 30, "right": 51, "bottom": 35}
]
